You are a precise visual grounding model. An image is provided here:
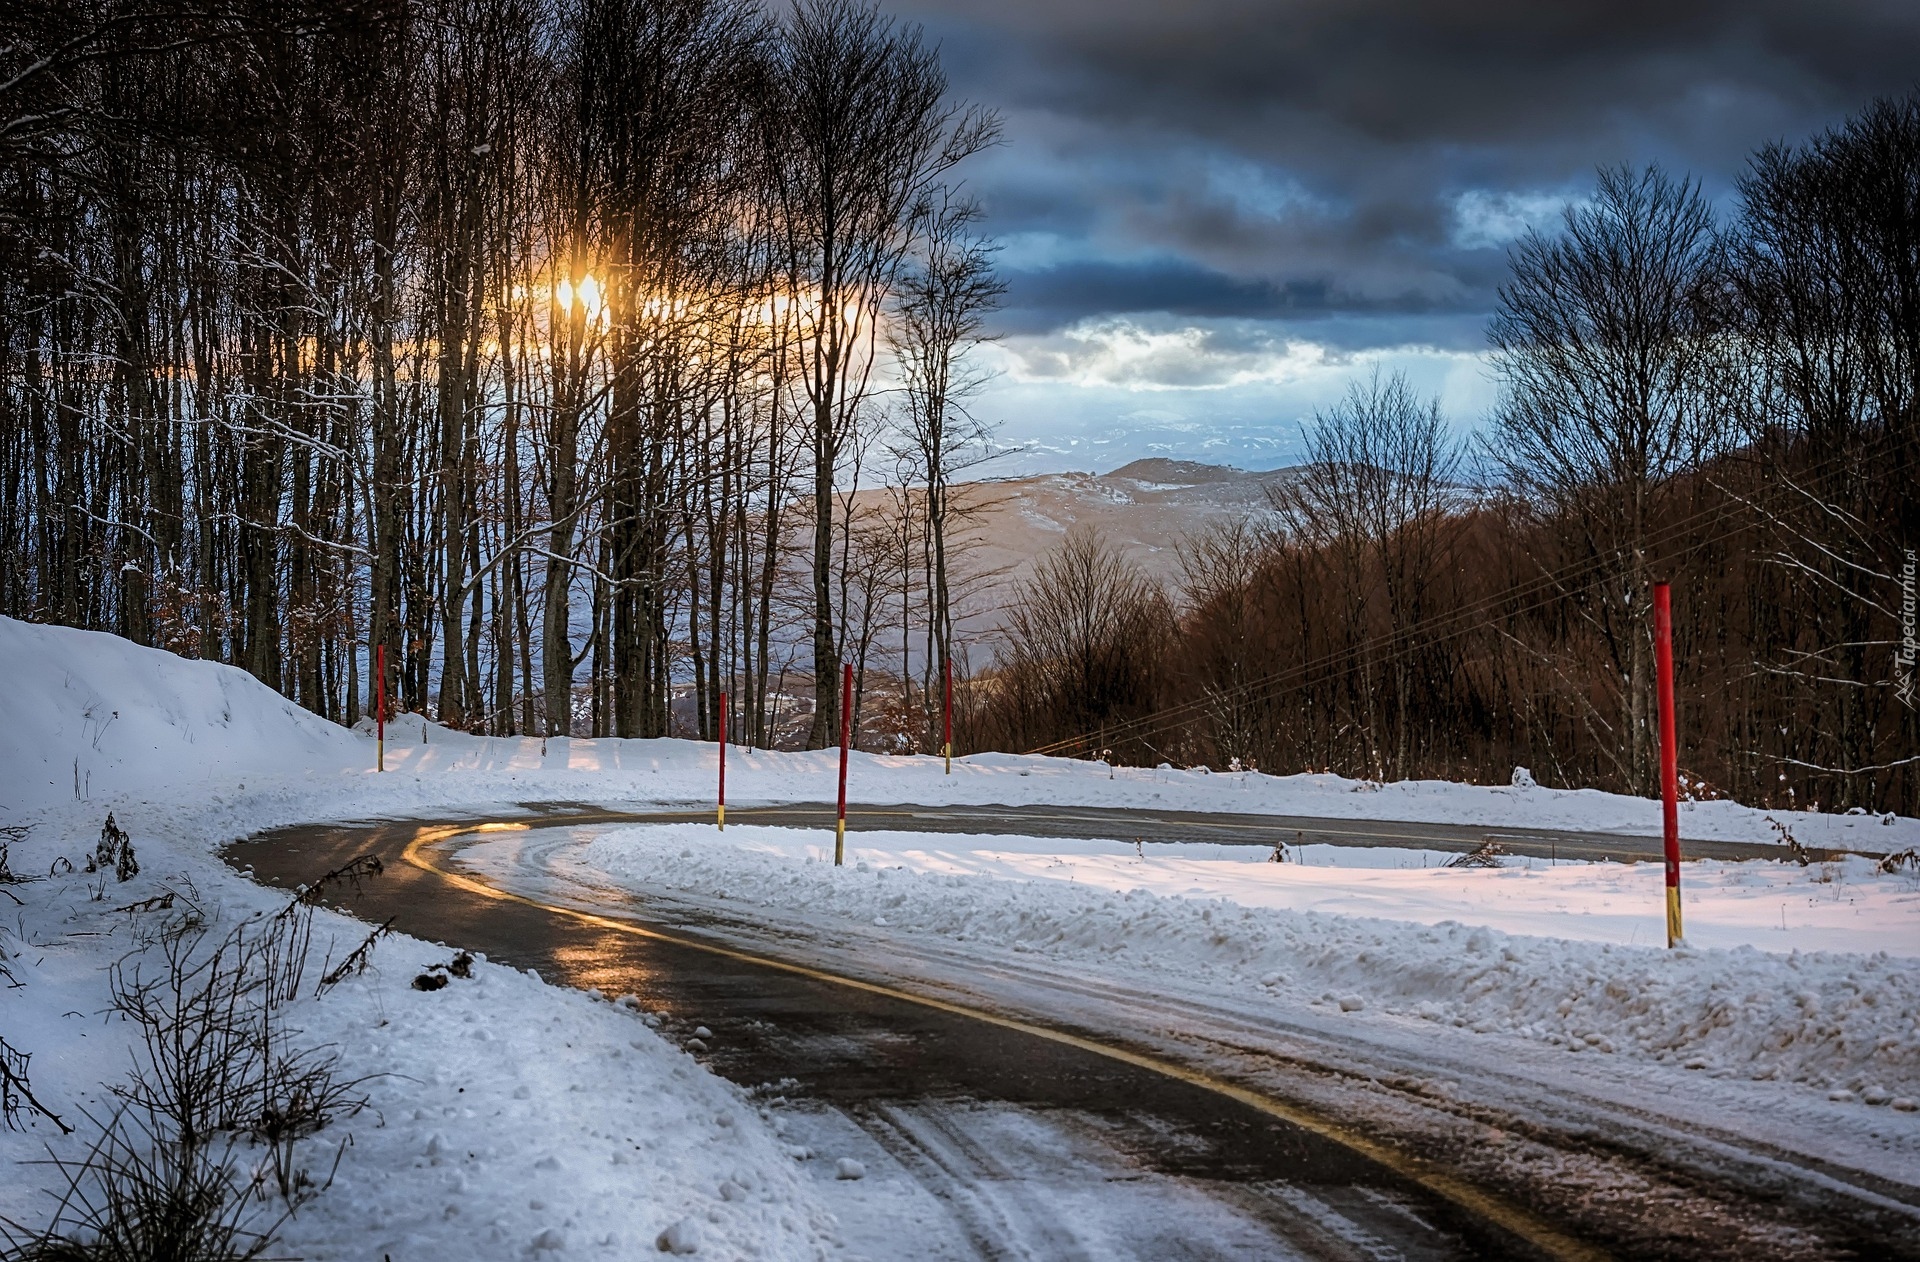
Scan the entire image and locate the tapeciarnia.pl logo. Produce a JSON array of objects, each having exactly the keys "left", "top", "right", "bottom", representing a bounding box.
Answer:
[{"left": 1899, "top": 548, "right": 1917, "bottom": 710}]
